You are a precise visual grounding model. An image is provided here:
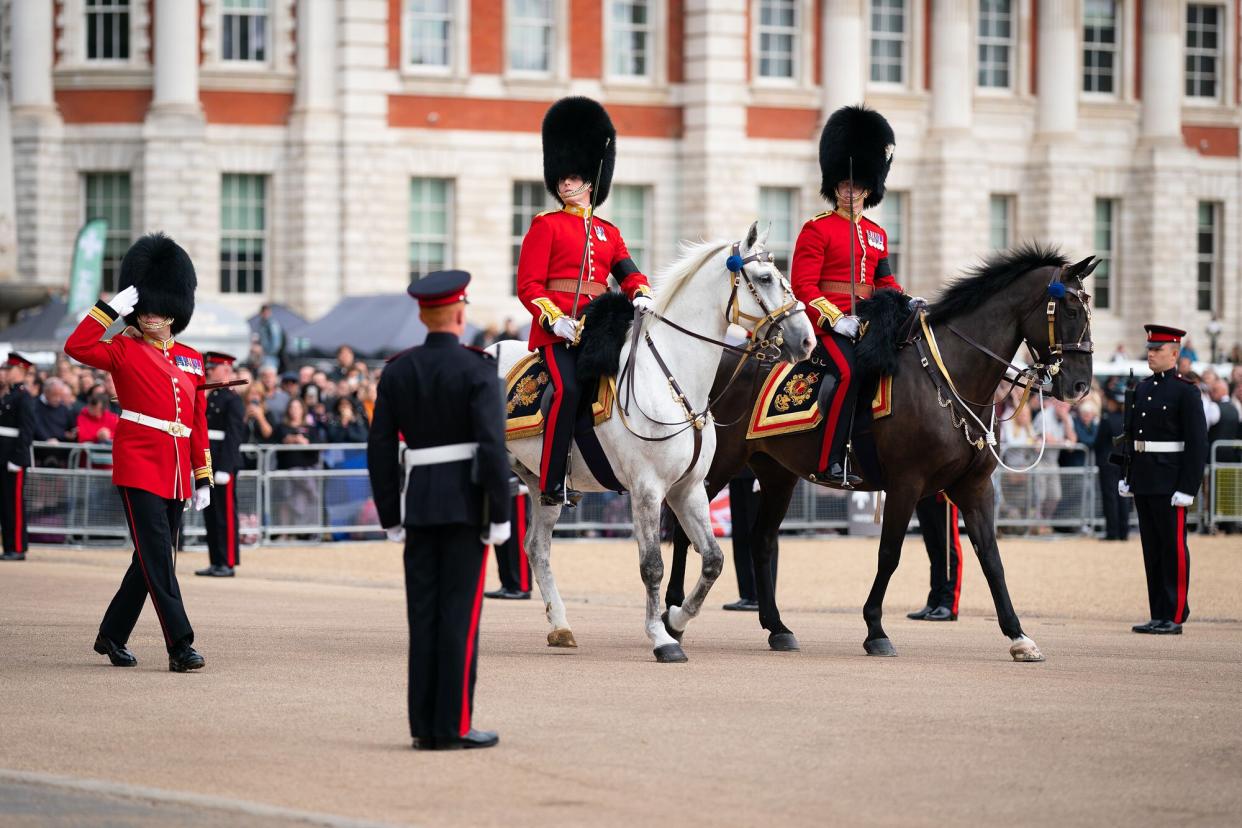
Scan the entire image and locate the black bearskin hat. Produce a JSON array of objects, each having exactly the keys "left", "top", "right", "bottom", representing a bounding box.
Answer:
[
  {"left": 819, "top": 105, "right": 895, "bottom": 208},
  {"left": 117, "top": 232, "right": 197, "bottom": 335},
  {"left": 542, "top": 97, "right": 617, "bottom": 207}
]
